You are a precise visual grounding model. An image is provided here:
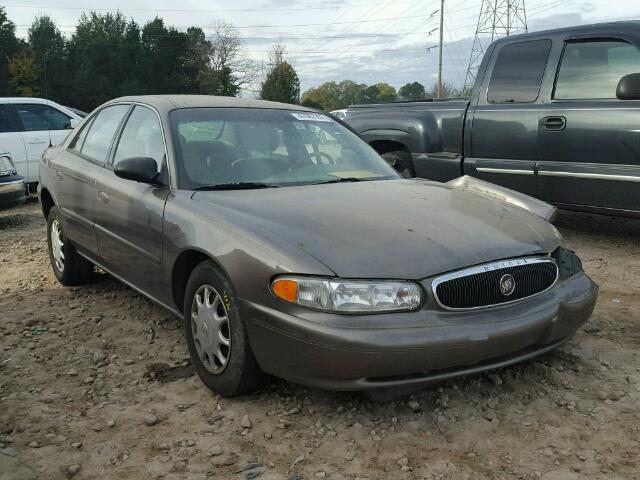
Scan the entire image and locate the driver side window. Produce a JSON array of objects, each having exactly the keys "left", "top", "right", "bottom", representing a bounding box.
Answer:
[{"left": 113, "top": 106, "right": 165, "bottom": 173}]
